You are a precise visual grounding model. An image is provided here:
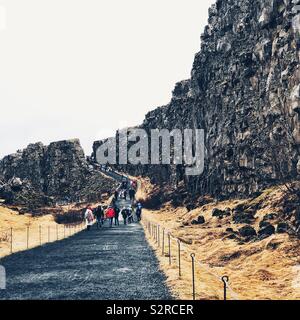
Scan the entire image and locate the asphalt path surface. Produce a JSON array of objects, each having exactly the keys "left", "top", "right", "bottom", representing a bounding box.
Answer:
[{"left": 0, "top": 190, "right": 172, "bottom": 300}]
